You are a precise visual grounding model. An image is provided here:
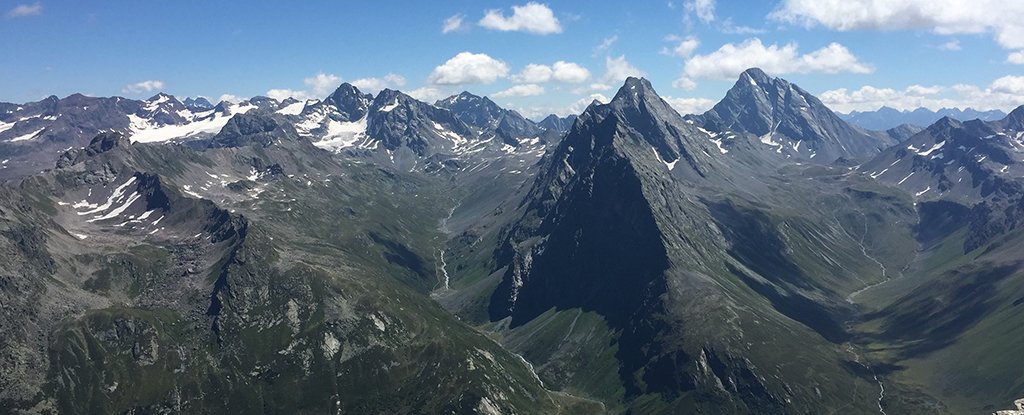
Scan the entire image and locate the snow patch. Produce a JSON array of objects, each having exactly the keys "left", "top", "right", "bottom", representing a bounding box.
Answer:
[
  {"left": 898, "top": 172, "right": 915, "bottom": 185},
  {"left": 652, "top": 146, "right": 678, "bottom": 171},
  {"left": 130, "top": 103, "right": 255, "bottom": 143},
  {"left": 10, "top": 128, "right": 44, "bottom": 142},
  {"left": 313, "top": 116, "right": 368, "bottom": 152},
  {"left": 275, "top": 101, "right": 305, "bottom": 115},
  {"left": 916, "top": 140, "right": 945, "bottom": 157}
]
